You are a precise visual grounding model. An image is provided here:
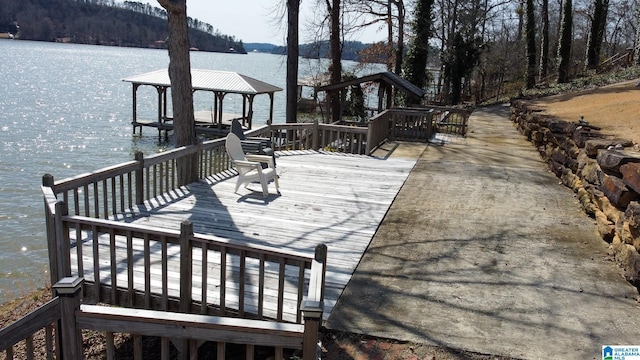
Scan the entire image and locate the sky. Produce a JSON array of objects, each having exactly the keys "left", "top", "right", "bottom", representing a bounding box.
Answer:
[{"left": 184, "top": 0, "right": 387, "bottom": 46}]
